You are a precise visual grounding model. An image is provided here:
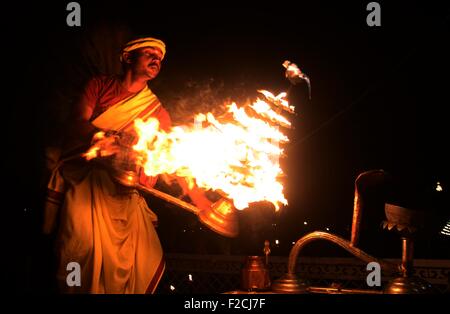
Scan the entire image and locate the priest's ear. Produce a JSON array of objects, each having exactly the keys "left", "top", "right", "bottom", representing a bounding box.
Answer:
[{"left": 122, "top": 52, "right": 133, "bottom": 64}]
